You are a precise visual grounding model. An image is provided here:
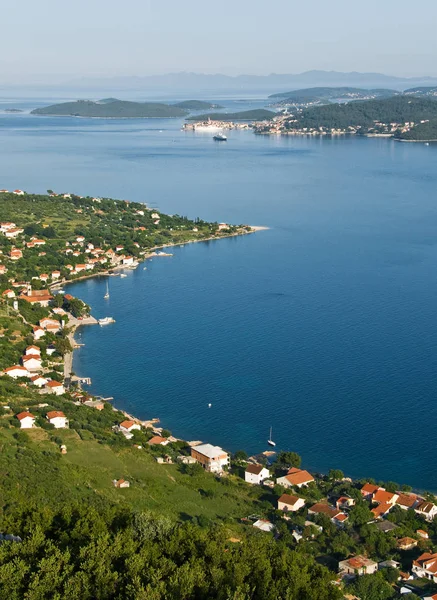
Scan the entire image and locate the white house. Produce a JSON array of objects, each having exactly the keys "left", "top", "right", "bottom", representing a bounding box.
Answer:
[
  {"left": 278, "top": 493, "right": 306, "bottom": 512},
  {"left": 13, "top": 189, "right": 25, "bottom": 195},
  {"left": 16, "top": 411, "right": 36, "bottom": 429},
  {"left": 415, "top": 501, "right": 437, "bottom": 521},
  {"left": 113, "top": 479, "right": 130, "bottom": 488},
  {"left": 245, "top": 463, "right": 270, "bottom": 485},
  {"left": 4, "top": 365, "right": 30, "bottom": 379},
  {"left": 190, "top": 443, "right": 230, "bottom": 473},
  {"left": 412, "top": 553, "right": 437, "bottom": 582},
  {"left": 46, "top": 345, "right": 56, "bottom": 356},
  {"left": 25, "top": 345, "right": 41, "bottom": 356},
  {"left": 22, "top": 355, "right": 42, "bottom": 372},
  {"left": 45, "top": 380, "right": 65, "bottom": 395},
  {"left": 46, "top": 410, "right": 69, "bottom": 428},
  {"left": 253, "top": 519, "right": 275, "bottom": 533},
  {"left": 119, "top": 420, "right": 141, "bottom": 435},
  {"left": 2, "top": 289, "right": 15, "bottom": 299},
  {"left": 51, "top": 270, "right": 61, "bottom": 280},
  {"left": 338, "top": 556, "right": 378, "bottom": 576},
  {"left": 276, "top": 467, "right": 315, "bottom": 489},
  {"left": 33, "top": 326, "right": 45, "bottom": 340},
  {"left": 122, "top": 256, "right": 135, "bottom": 266},
  {"left": 31, "top": 375, "right": 48, "bottom": 388}
]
